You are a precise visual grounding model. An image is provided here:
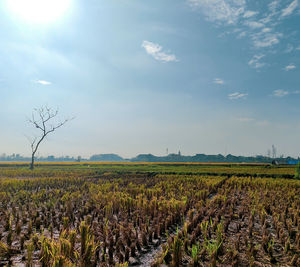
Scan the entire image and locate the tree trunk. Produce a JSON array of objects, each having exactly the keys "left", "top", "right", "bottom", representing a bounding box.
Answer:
[{"left": 30, "top": 153, "right": 35, "bottom": 170}]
